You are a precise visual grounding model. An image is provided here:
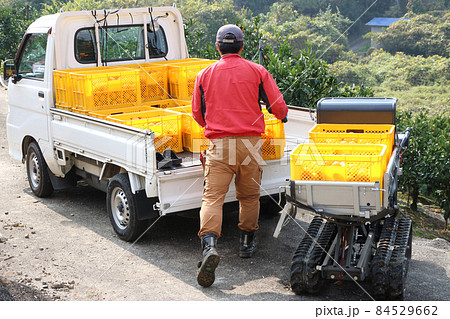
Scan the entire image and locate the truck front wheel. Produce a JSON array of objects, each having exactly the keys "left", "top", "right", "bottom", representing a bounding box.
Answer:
[
  {"left": 26, "top": 142, "right": 54, "bottom": 198},
  {"left": 107, "top": 173, "right": 148, "bottom": 242}
]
